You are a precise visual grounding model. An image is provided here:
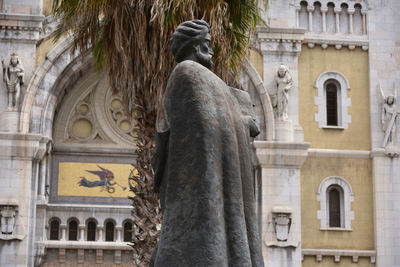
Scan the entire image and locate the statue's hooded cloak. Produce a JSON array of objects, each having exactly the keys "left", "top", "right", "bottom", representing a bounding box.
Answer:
[{"left": 151, "top": 60, "right": 264, "bottom": 267}]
